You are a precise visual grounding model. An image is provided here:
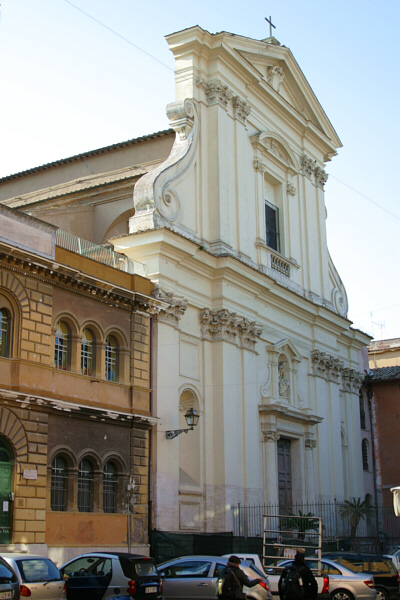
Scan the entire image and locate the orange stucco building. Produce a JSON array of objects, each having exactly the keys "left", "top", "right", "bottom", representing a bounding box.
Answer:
[{"left": 0, "top": 204, "right": 162, "bottom": 562}]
